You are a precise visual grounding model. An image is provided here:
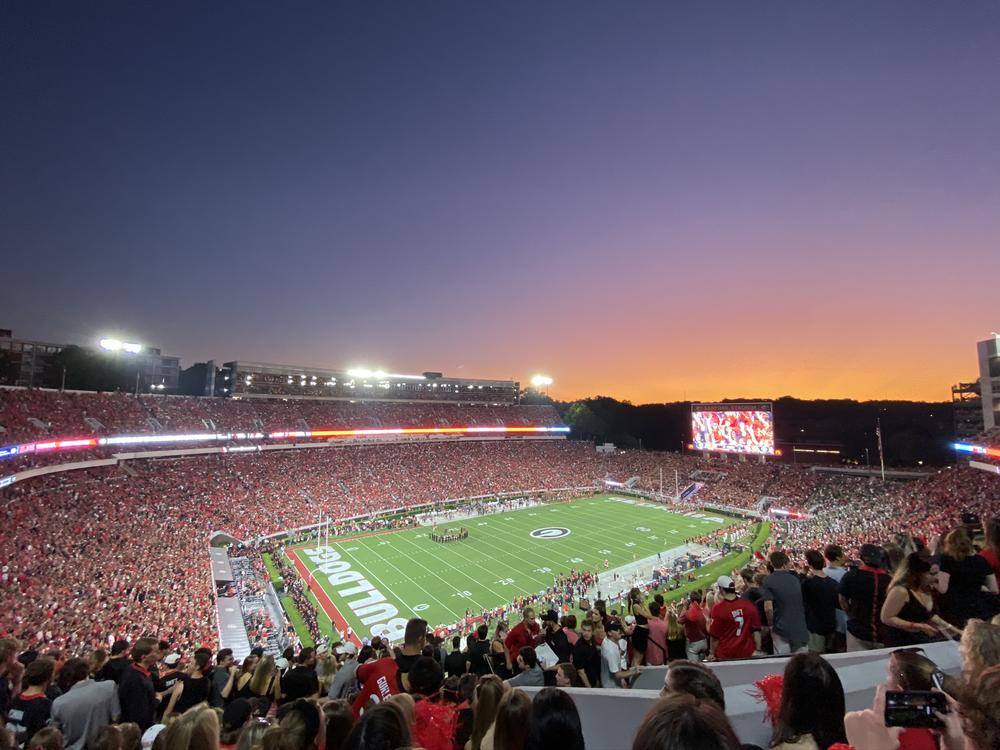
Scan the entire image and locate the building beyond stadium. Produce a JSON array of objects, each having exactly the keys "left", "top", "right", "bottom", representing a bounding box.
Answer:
[
  {"left": 978, "top": 335, "right": 1000, "bottom": 431},
  {"left": 218, "top": 361, "right": 520, "bottom": 404}
]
